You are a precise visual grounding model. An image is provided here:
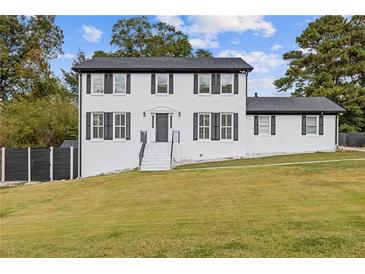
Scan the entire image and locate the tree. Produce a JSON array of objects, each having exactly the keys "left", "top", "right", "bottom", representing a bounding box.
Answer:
[
  {"left": 0, "top": 16, "right": 64, "bottom": 102},
  {"left": 194, "top": 49, "right": 213, "bottom": 57},
  {"left": 111, "top": 16, "right": 192, "bottom": 57},
  {"left": 61, "top": 49, "right": 87, "bottom": 100},
  {"left": 0, "top": 92, "right": 78, "bottom": 148},
  {"left": 274, "top": 16, "right": 365, "bottom": 132}
]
